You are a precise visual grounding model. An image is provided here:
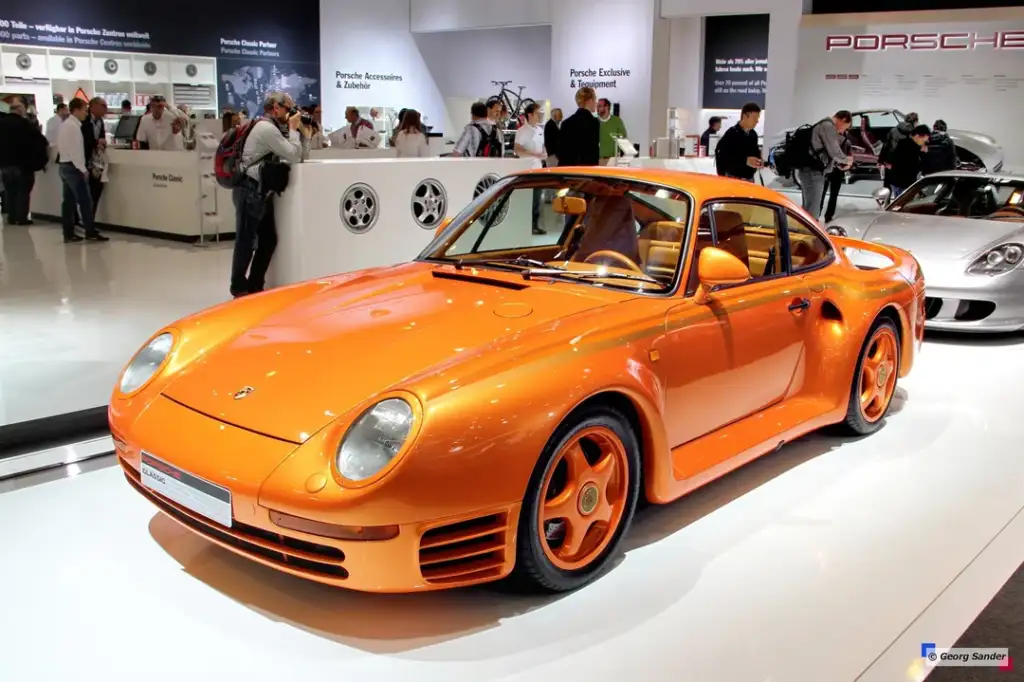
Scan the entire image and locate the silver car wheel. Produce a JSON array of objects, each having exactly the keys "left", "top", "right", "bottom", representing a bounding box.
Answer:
[
  {"left": 15, "top": 54, "right": 31, "bottom": 70},
  {"left": 340, "top": 183, "right": 380, "bottom": 234},
  {"left": 474, "top": 173, "right": 509, "bottom": 226},
  {"left": 411, "top": 179, "right": 447, "bottom": 229}
]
